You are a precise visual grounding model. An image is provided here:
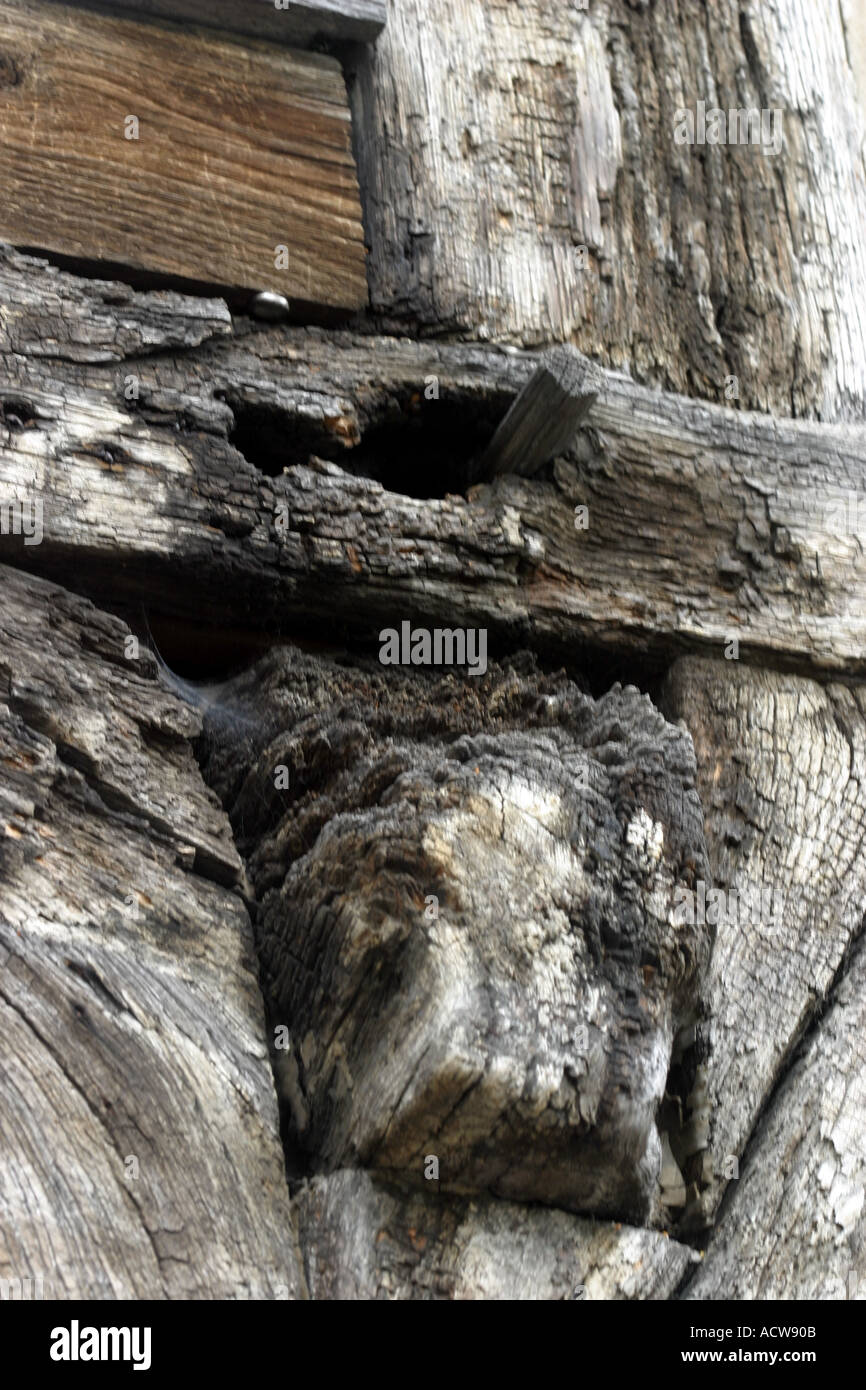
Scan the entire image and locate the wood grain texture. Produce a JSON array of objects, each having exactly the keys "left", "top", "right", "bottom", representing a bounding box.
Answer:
[
  {"left": 476, "top": 345, "right": 601, "bottom": 480},
  {"left": 682, "top": 938, "right": 866, "bottom": 1300},
  {"left": 199, "top": 648, "right": 711, "bottom": 1223},
  {"left": 82, "top": 0, "right": 387, "bottom": 46},
  {"left": 2, "top": 250, "right": 866, "bottom": 676},
  {"left": 841, "top": 0, "right": 866, "bottom": 115},
  {"left": 294, "top": 1171, "right": 697, "bottom": 1300},
  {"left": 348, "top": 0, "right": 866, "bottom": 419},
  {"left": 0, "top": 564, "right": 303, "bottom": 1299},
  {"left": 0, "top": 246, "right": 233, "bottom": 361},
  {"left": 0, "top": 1, "right": 368, "bottom": 308},
  {"left": 661, "top": 658, "right": 866, "bottom": 1234}
]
